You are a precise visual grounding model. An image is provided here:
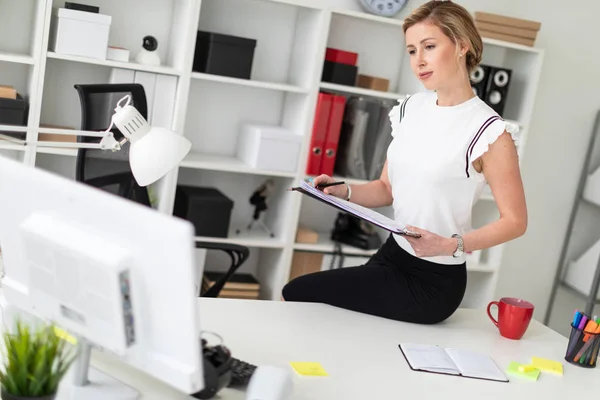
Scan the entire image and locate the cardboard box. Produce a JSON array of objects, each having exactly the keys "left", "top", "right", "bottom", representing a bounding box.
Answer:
[
  {"left": 295, "top": 226, "right": 319, "bottom": 244},
  {"left": 0, "top": 86, "right": 17, "bottom": 100},
  {"left": 474, "top": 12, "right": 541, "bottom": 32},
  {"left": 357, "top": 74, "right": 390, "bottom": 92},
  {"left": 289, "top": 251, "right": 323, "bottom": 281},
  {"left": 478, "top": 30, "right": 536, "bottom": 47},
  {"left": 39, "top": 124, "right": 77, "bottom": 142},
  {"left": 475, "top": 21, "right": 538, "bottom": 40}
]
